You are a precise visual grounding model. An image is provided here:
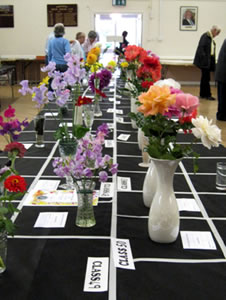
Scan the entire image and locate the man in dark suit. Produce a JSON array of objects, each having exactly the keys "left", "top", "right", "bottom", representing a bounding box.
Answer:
[
  {"left": 215, "top": 39, "right": 226, "bottom": 120},
  {"left": 182, "top": 10, "right": 195, "bottom": 26},
  {"left": 194, "top": 25, "right": 221, "bottom": 100}
]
